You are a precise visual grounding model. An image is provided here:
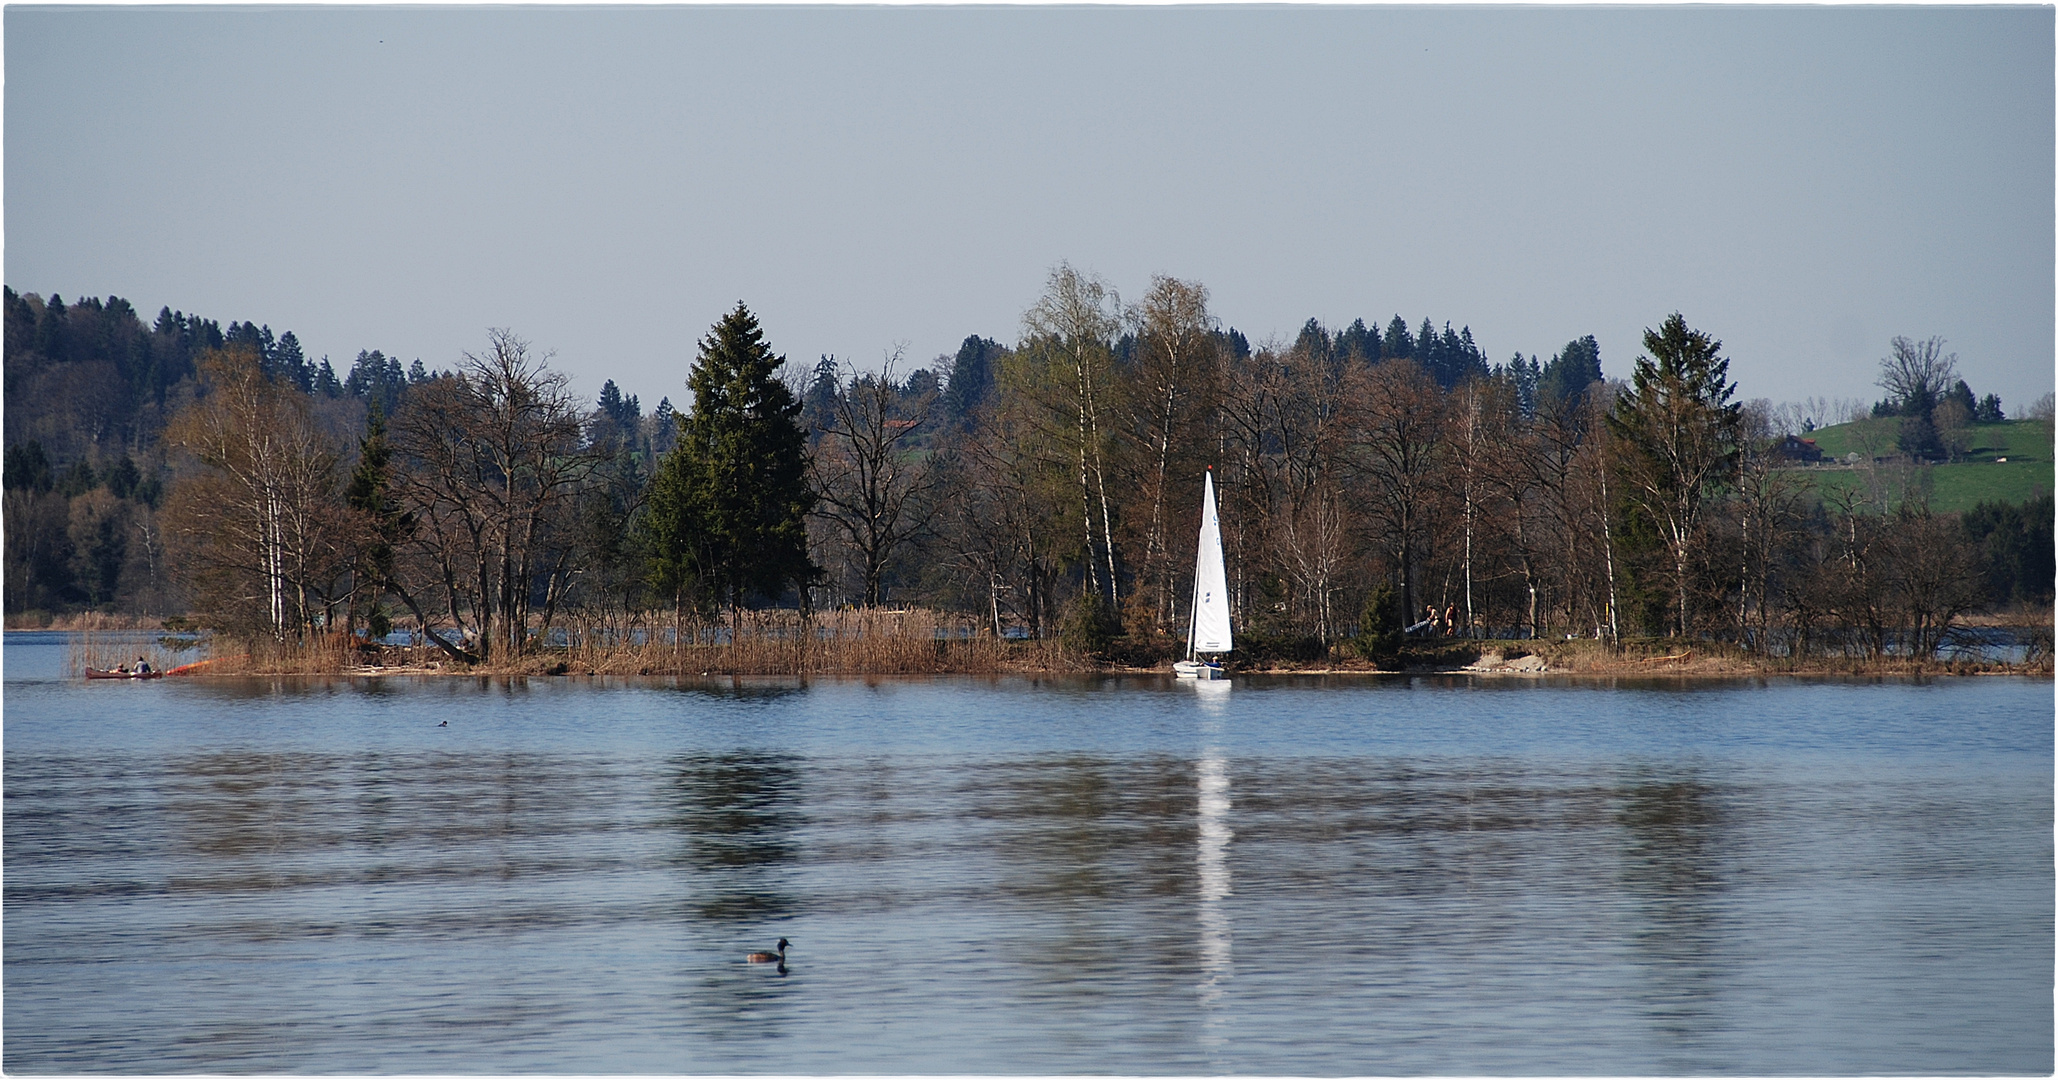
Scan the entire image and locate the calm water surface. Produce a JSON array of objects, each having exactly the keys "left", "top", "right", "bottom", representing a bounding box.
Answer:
[{"left": 4, "top": 631, "right": 2051, "bottom": 1074}]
